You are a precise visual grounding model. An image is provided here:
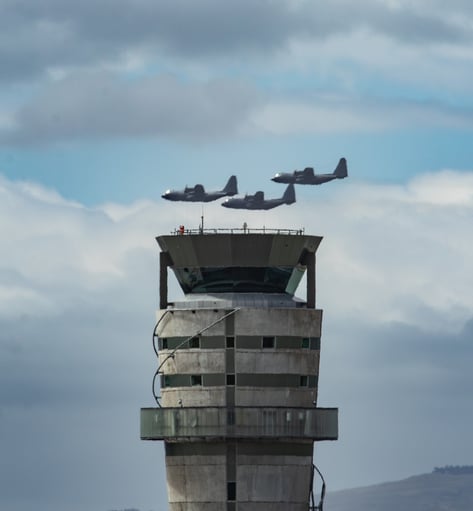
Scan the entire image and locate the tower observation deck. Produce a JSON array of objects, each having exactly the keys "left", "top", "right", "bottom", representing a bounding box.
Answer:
[{"left": 141, "top": 228, "right": 338, "bottom": 510}]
